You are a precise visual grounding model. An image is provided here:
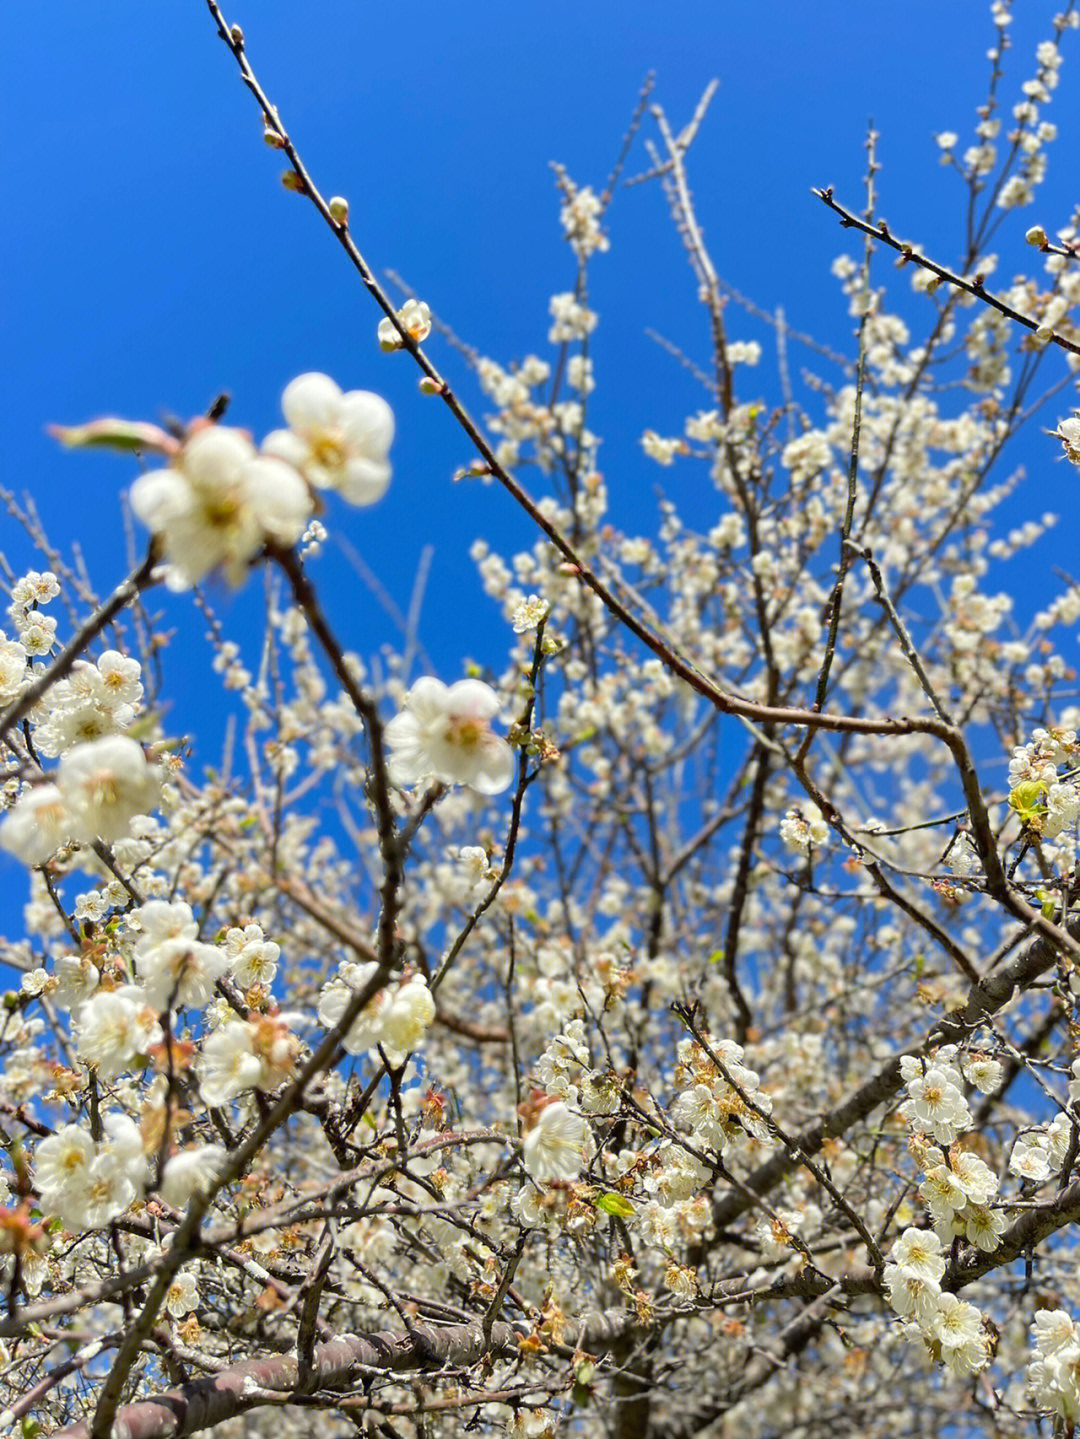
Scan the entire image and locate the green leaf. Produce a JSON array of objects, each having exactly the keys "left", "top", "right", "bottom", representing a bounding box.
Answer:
[
  {"left": 1008, "top": 780, "right": 1048, "bottom": 826},
  {"left": 594, "top": 1192, "right": 636, "bottom": 1218}
]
